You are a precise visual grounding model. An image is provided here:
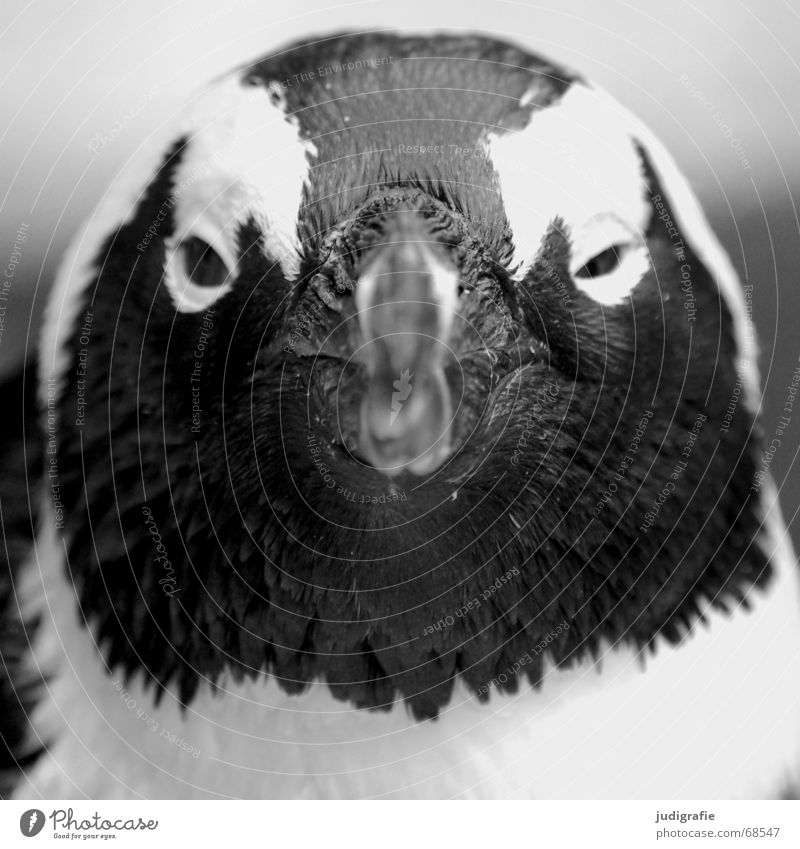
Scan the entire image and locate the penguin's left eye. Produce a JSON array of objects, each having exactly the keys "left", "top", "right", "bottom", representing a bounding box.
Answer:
[
  {"left": 568, "top": 213, "right": 649, "bottom": 304},
  {"left": 164, "top": 233, "right": 236, "bottom": 312},
  {"left": 574, "top": 244, "right": 625, "bottom": 279}
]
